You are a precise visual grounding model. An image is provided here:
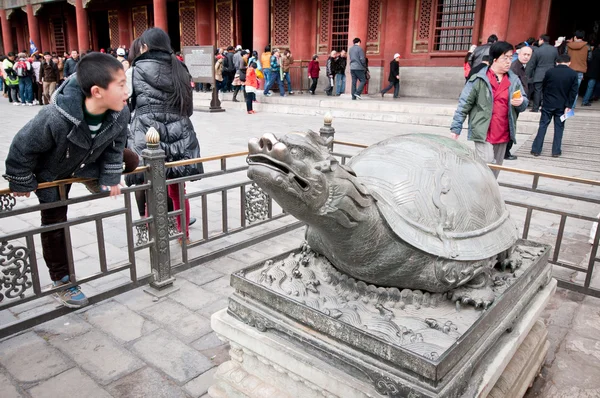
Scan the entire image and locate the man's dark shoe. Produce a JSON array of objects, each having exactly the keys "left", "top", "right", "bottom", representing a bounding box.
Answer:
[
  {"left": 530, "top": 151, "right": 540, "bottom": 157},
  {"left": 381, "top": 92, "right": 384, "bottom": 98},
  {"left": 189, "top": 217, "right": 197, "bottom": 226},
  {"left": 529, "top": 109, "right": 539, "bottom": 113},
  {"left": 504, "top": 155, "right": 518, "bottom": 160},
  {"left": 582, "top": 103, "right": 592, "bottom": 107},
  {"left": 552, "top": 153, "right": 561, "bottom": 158}
]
